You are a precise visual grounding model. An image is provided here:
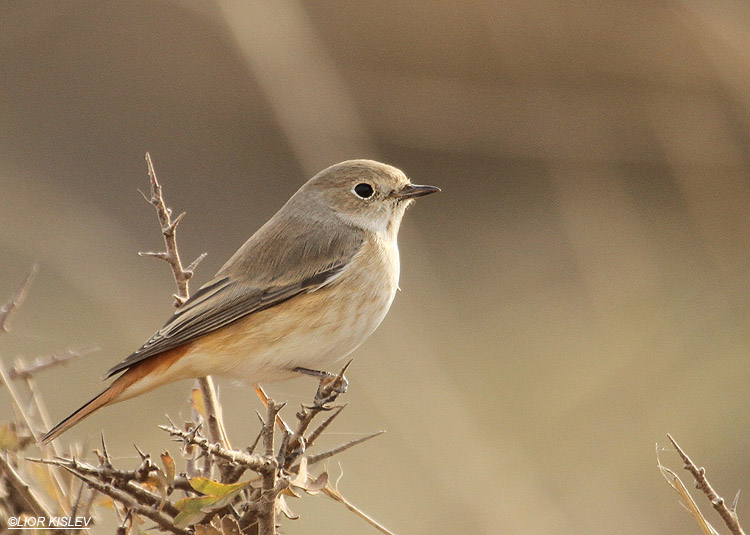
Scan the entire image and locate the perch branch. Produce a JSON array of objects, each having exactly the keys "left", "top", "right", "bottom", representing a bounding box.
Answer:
[
  {"left": 258, "top": 400, "right": 284, "bottom": 535},
  {"left": 159, "top": 425, "right": 270, "bottom": 472}
]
